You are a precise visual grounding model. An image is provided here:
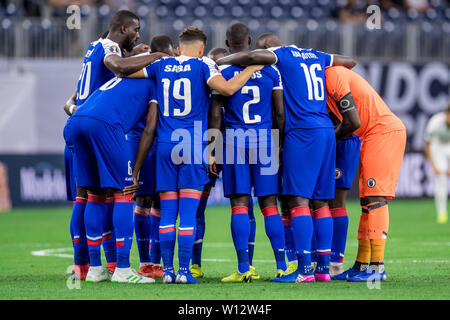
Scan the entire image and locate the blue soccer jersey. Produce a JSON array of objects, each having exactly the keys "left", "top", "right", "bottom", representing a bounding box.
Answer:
[
  {"left": 75, "top": 38, "right": 122, "bottom": 105},
  {"left": 143, "top": 55, "right": 221, "bottom": 144},
  {"left": 268, "top": 45, "right": 333, "bottom": 131},
  {"left": 73, "top": 77, "right": 156, "bottom": 133},
  {"left": 219, "top": 65, "right": 282, "bottom": 132}
]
